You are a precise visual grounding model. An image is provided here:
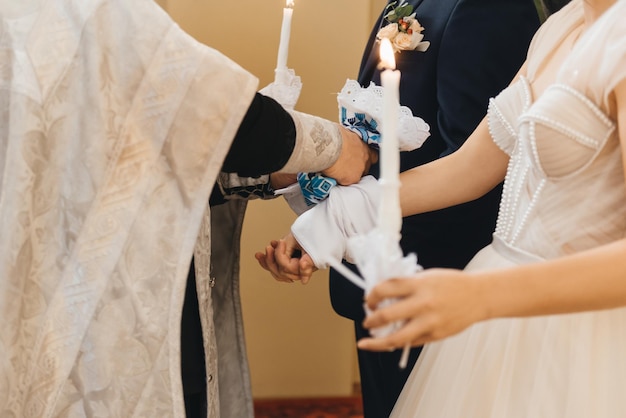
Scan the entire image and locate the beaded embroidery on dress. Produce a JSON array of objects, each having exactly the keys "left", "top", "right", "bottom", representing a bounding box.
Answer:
[{"left": 391, "top": 1, "right": 626, "bottom": 416}]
